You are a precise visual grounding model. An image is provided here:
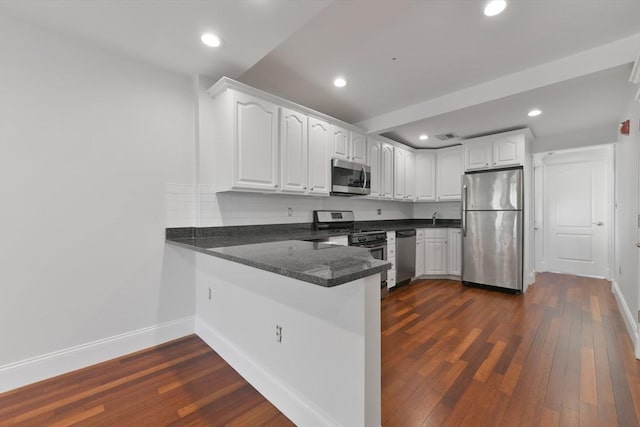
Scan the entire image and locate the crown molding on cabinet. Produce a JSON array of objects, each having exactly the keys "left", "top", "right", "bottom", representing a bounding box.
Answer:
[{"left": 208, "top": 77, "right": 367, "bottom": 135}]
